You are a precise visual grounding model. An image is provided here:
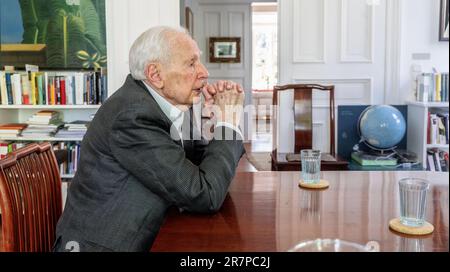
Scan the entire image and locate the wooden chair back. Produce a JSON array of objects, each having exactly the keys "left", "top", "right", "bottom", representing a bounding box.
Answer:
[
  {"left": 272, "top": 84, "right": 336, "bottom": 156},
  {"left": 0, "top": 143, "right": 62, "bottom": 252}
]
